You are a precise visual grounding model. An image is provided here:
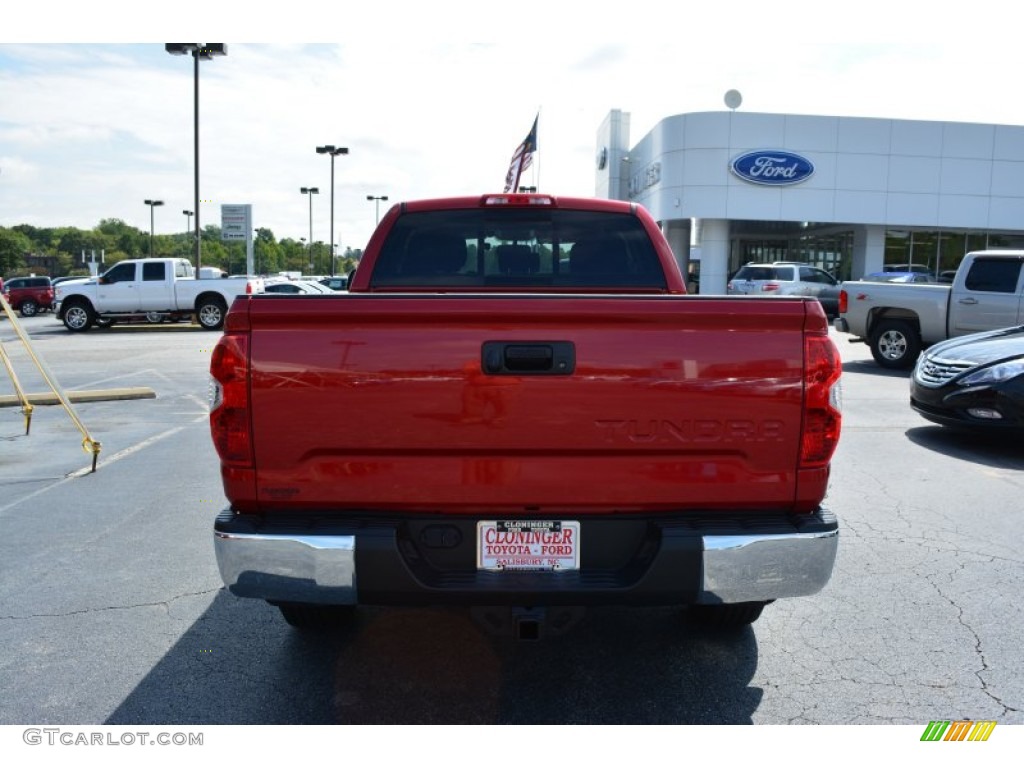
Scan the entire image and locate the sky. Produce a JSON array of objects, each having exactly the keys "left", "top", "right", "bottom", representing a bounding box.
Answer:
[{"left": 2, "top": 1, "right": 1022, "bottom": 253}]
